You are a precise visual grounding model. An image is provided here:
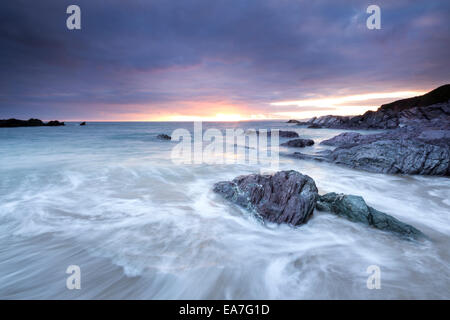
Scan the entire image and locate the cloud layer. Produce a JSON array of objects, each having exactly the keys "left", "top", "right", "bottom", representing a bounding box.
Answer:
[{"left": 0, "top": 0, "right": 449, "bottom": 120}]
